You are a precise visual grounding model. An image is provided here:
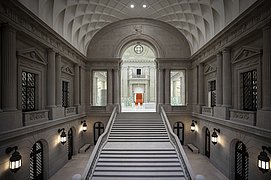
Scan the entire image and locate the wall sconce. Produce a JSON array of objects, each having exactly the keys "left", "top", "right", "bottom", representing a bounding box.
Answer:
[
  {"left": 211, "top": 128, "right": 220, "bottom": 145},
  {"left": 258, "top": 146, "right": 271, "bottom": 173},
  {"left": 5, "top": 146, "right": 22, "bottom": 173},
  {"left": 81, "top": 120, "right": 87, "bottom": 132},
  {"left": 58, "top": 128, "right": 67, "bottom": 145},
  {"left": 191, "top": 120, "right": 197, "bottom": 132}
]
